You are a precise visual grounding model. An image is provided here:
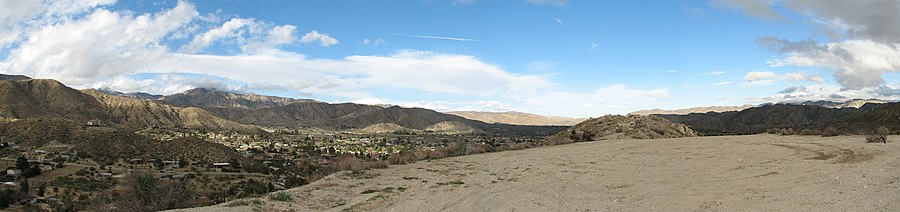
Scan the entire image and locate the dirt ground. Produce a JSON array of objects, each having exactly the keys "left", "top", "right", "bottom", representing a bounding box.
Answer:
[{"left": 185, "top": 134, "right": 900, "bottom": 211}]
